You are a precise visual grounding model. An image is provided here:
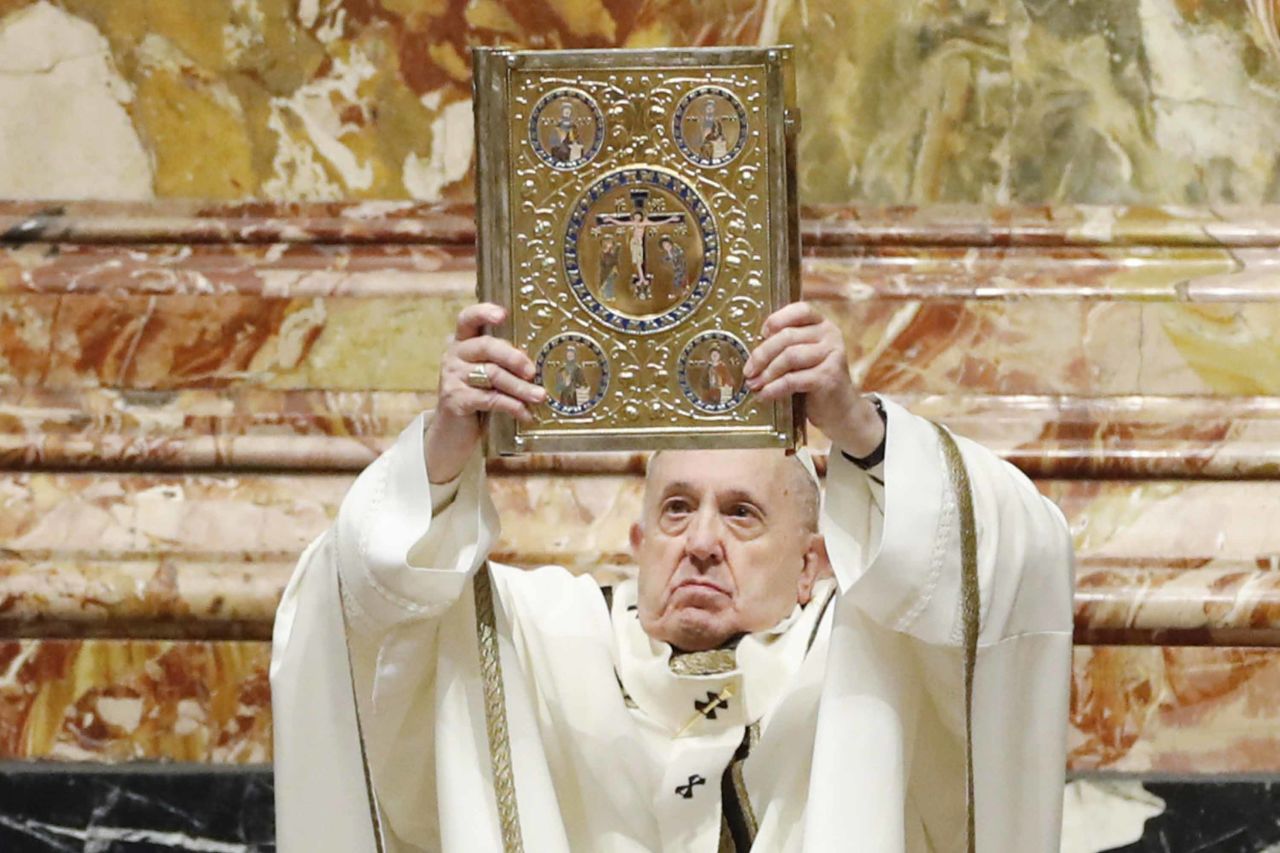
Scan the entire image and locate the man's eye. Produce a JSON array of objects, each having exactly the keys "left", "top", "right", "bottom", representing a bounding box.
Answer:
[
  {"left": 664, "top": 499, "right": 691, "bottom": 515},
  {"left": 728, "top": 504, "right": 756, "bottom": 519}
]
